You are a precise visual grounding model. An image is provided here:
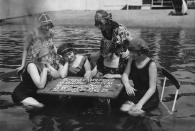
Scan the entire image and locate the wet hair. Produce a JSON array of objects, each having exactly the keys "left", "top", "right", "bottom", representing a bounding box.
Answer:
[
  {"left": 38, "top": 13, "right": 54, "bottom": 28},
  {"left": 94, "top": 10, "right": 112, "bottom": 26},
  {"left": 95, "top": 10, "right": 112, "bottom": 20},
  {"left": 36, "top": 47, "right": 50, "bottom": 62},
  {"left": 100, "top": 40, "right": 111, "bottom": 56},
  {"left": 100, "top": 39, "right": 129, "bottom": 57},
  {"left": 57, "top": 43, "right": 76, "bottom": 56},
  {"left": 128, "top": 38, "right": 150, "bottom": 55},
  {"left": 114, "top": 43, "right": 128, "bottom": 56}
]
